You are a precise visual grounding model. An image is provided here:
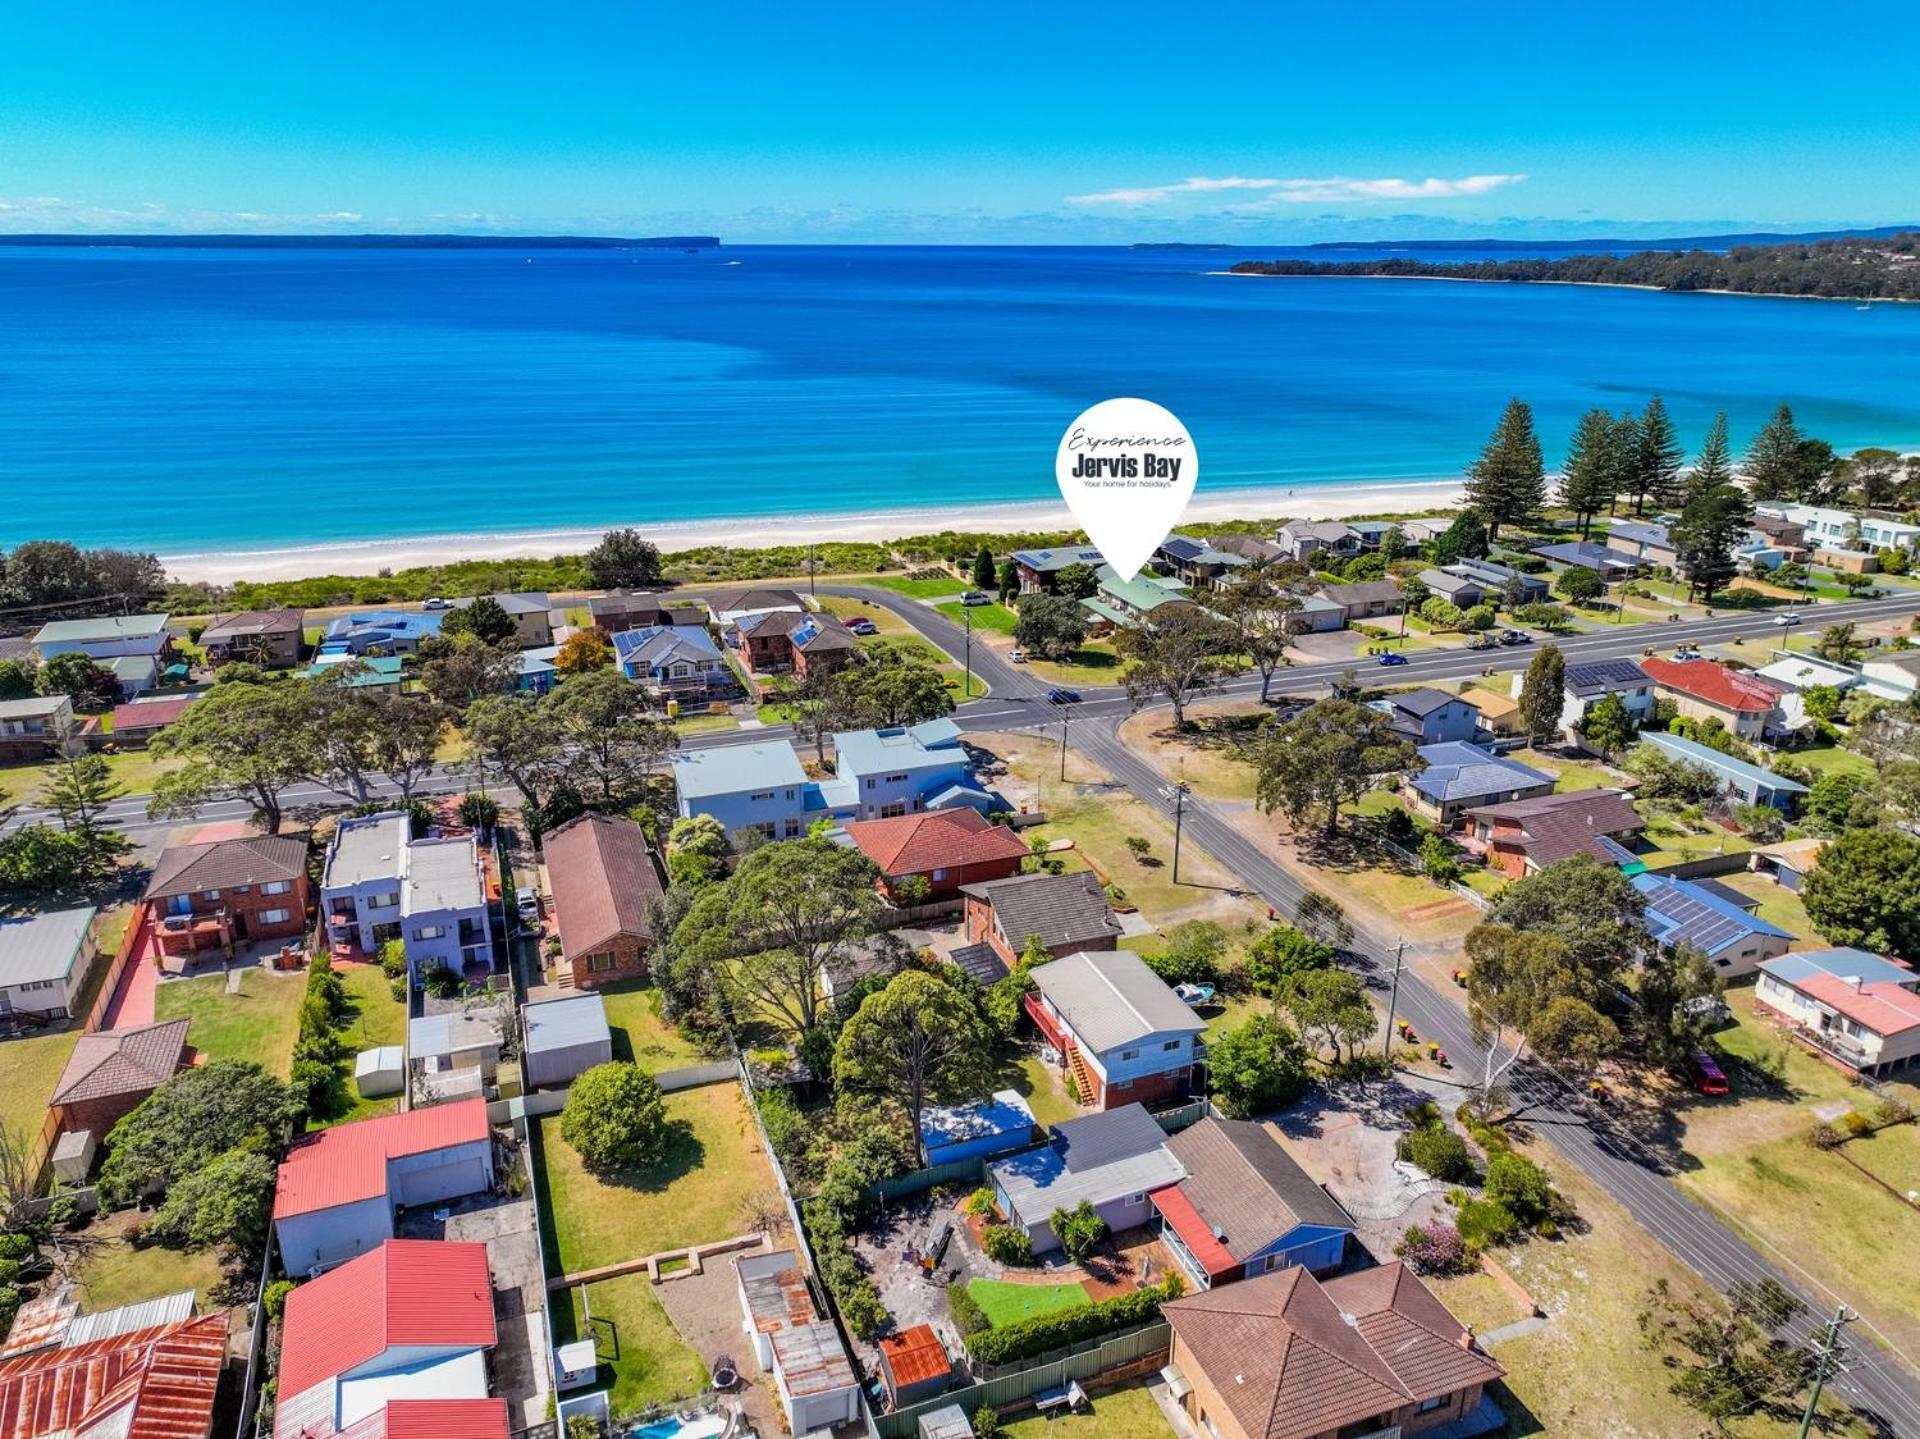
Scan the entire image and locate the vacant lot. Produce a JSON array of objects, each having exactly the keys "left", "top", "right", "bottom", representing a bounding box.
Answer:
[
  {"left": 153, "top": 966, "right": 305, "bottom": 1077},
  {"left": 536, "top": 1081, "right": 779, "bottom": 1274}
]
